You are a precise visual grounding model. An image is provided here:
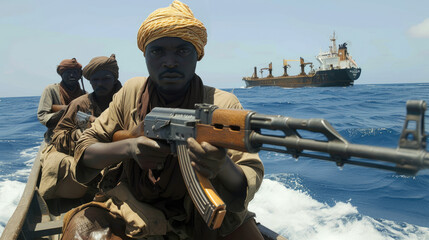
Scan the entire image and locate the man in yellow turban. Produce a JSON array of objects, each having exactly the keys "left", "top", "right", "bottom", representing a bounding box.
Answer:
[{"left": 63, "top": 1, "right": 264, "bottom": 239}]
